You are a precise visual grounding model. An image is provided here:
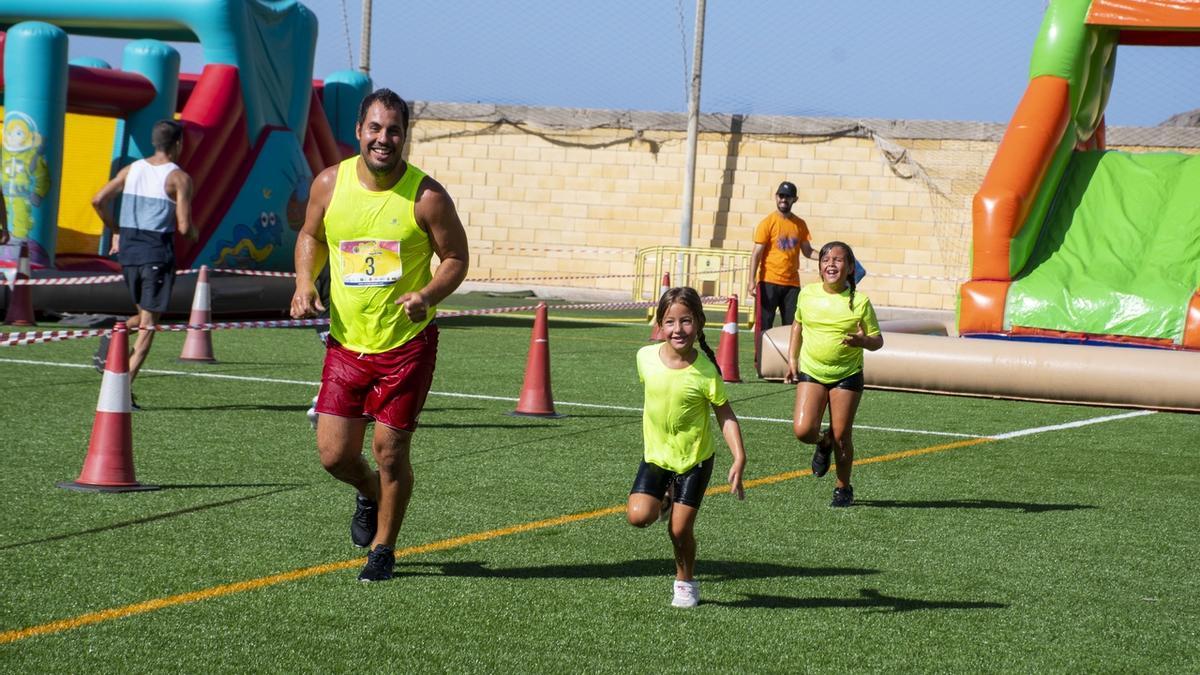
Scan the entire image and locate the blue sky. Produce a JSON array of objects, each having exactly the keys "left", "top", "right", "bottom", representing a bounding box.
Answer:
[{"left": 66, "top": 1, "right": 1199, "bottom": 127}]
